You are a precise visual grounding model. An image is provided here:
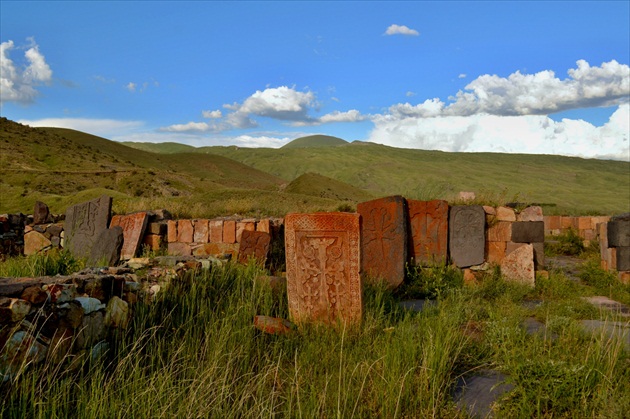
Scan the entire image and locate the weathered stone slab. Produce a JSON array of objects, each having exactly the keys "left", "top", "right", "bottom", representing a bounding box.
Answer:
[
  {"left": 407, "top": 199, "right": 449, "bottom": 265},
  {"left": 511, "top": 221, "right": 544, "bottom": 243},
  {"left": 193, "top": 219, "right": 209, "bottom": 243},
  {"left": 236, "top": 221, "right": 255, "bottom": 243},
  {"left": 24, "top": 231, "right": 52, "bottom": 255},
  {"left": 64, "top": 196, "right": 112, "bottom": 259},
  {"left": 223, "top": 220, "right": 236, "bottom": 243},
  {"left": 449, "top": 206, "right": 485, "bottom": 268},
  {"left": 88, "top": 226, "right": 124, "bottom": 266},
  {"left": 177, "top": 220, "right": 194, "bottom": 243},
  {"left": 358, "top": 196, "right": 407, "bottom": 288},
  {"left": 110, "top": 212, "right": 149, "bottom": 260},
  {"left": 486, "top": 241, "right": 506, "bottom": 264},
  {"left": 487, "top": 221, "right": 512, "bottom": 242},
  {"left": 617, "top": 247, "right": 630, "bottom": 271},
  {"left": 237, "top": 230, "right": 271, "bottom": 264},
  {"left": 209, "top": 220, "right": 223, "bottom": 242},
  {"left": 501, "top": 243, "right": 535, "bottom": 286},
  {"left": 167, "top": 220, "right": 177, "bottom": 242},
  {"left": 507, "top": 242, "right": 544, "bottom": 270},
  {"left": 518, "top": 206, "right": 543, "bottom": 222},
  {"left": 580, "top": 320, "right": 630, "bottom": 351},
  {"left": 608, "top": 215, "right": 630, "bottom": 247},
  {"left": 256, "top": 219, "right": 271, "bottom": 234},
  {"left": 496, "top": 206, "right": 516, "bottom": 222},
  {"left": 285, "top": 213, "right": 362, "bottom": 326},
  {"left": 454, "top": 370, "right": 514, "bottom": 418},
  {"left": 544, "top": 215, "right": 562, "bottom": 231},
  {"left": 33, "top": 201, "right": 51, "bottom": 225}
]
